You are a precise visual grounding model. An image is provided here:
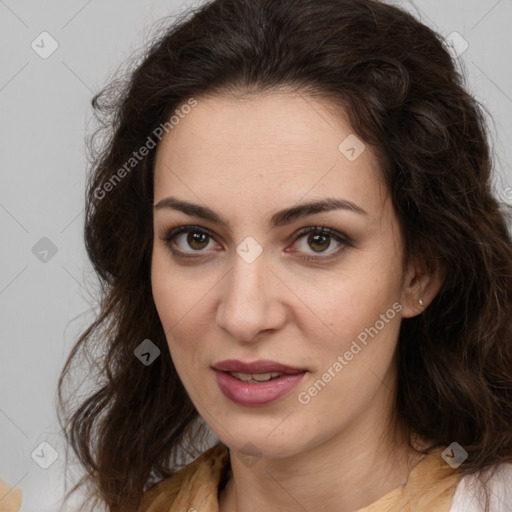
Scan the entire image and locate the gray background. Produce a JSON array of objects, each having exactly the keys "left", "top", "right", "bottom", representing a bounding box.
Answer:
[{"left": 1, "top": 0, "right": 511, "bottom": 510}]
